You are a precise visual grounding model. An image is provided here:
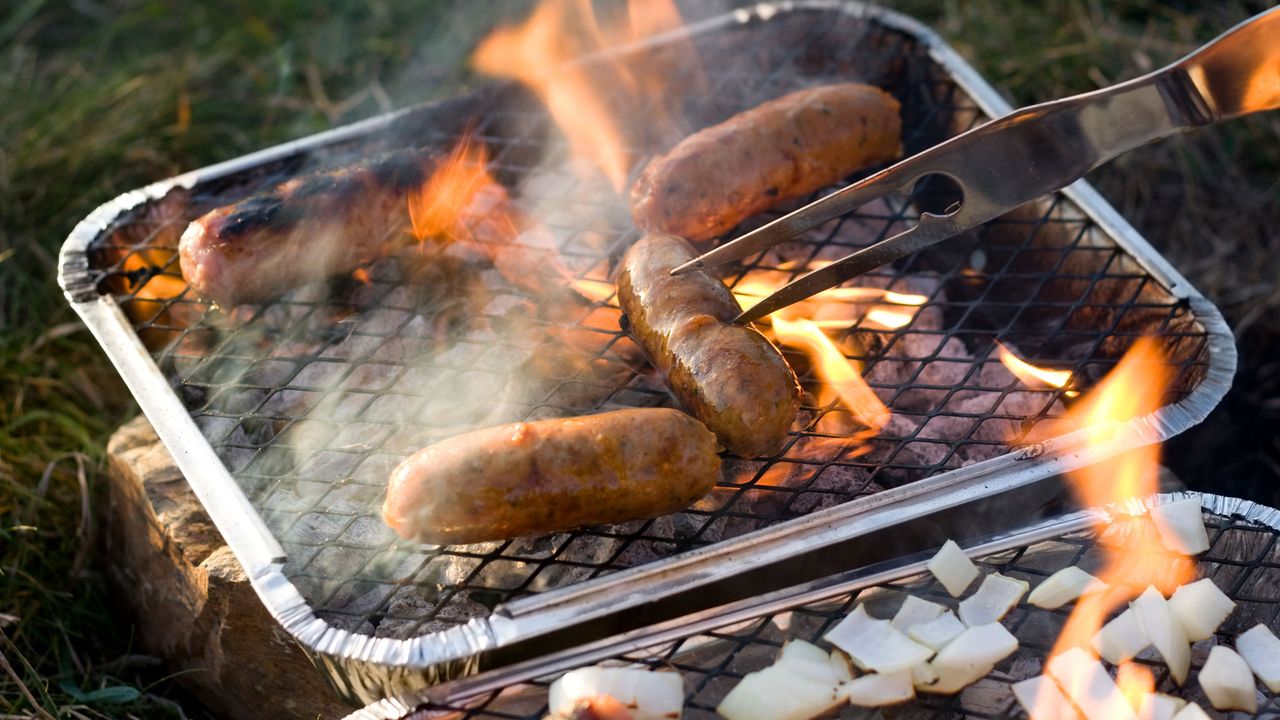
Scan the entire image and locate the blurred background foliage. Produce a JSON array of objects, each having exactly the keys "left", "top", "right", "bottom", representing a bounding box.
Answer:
[{"left": 1, "top": 0, "right": 1276, "bottom": 716}]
